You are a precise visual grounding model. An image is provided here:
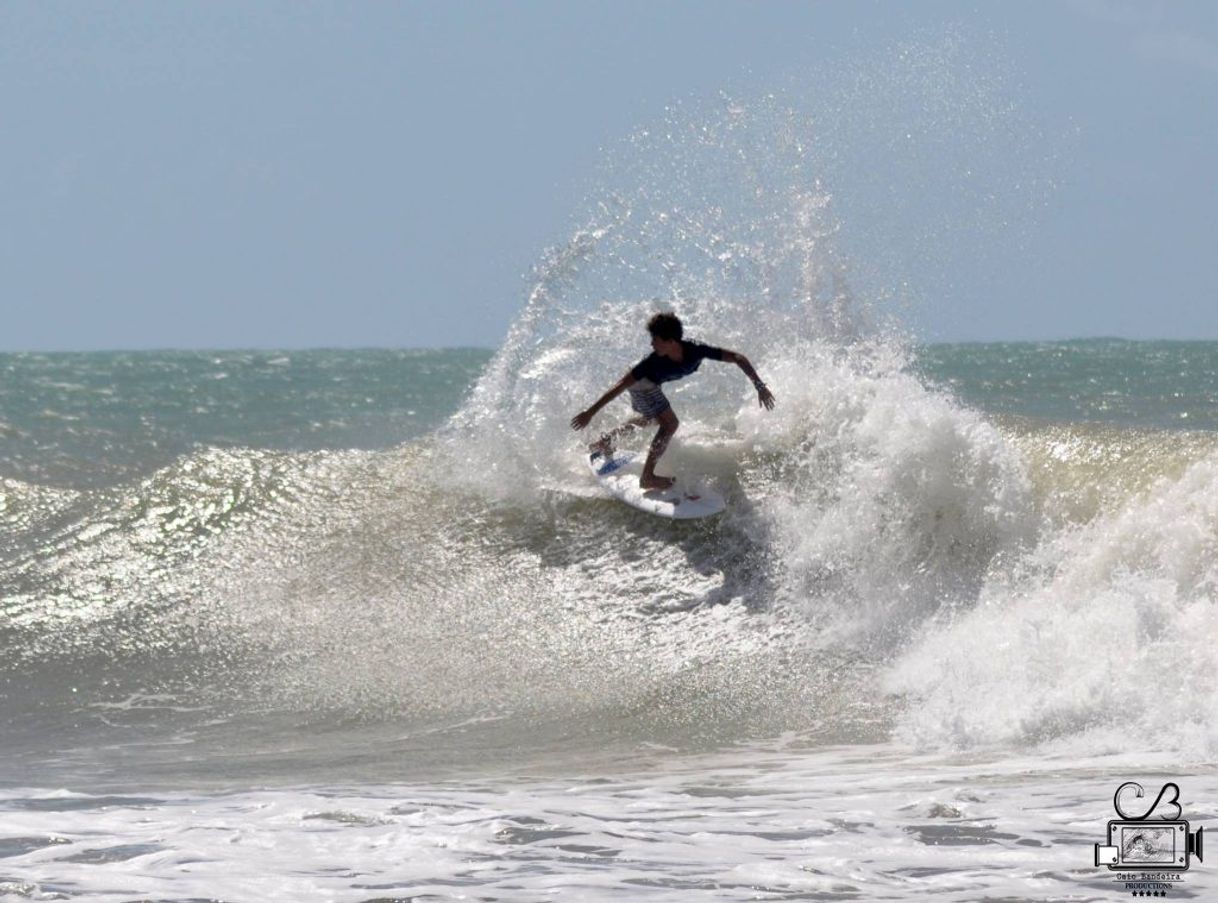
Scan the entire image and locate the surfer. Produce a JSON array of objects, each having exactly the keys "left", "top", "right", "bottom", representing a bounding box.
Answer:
[{"left": 570, "top": 313, "right": 775, "bottom": 490}]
